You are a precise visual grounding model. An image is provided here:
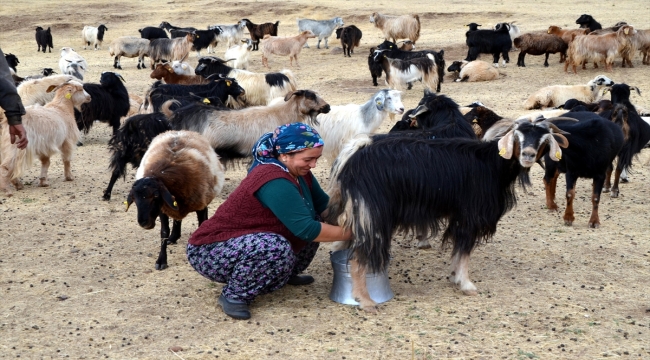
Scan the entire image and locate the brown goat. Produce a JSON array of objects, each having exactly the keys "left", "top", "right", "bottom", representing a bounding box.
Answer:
[
  {"left": 634, "top": 29, "right": 650, "bottom": 65},
  {"left": 514, "top": 32, "right": 568, "bottom": 66},
  {"left": 564, "top": 25, "right": 637, "bottom": 73},
  {"left": 149, "top": 63, "right": 211, "bottom": 85},
  {"left": 547, "top": 26, "right": 588, "bottom": 62},
  {"left": 261, "top": 31, "right": 316, "bottom": 68}
]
